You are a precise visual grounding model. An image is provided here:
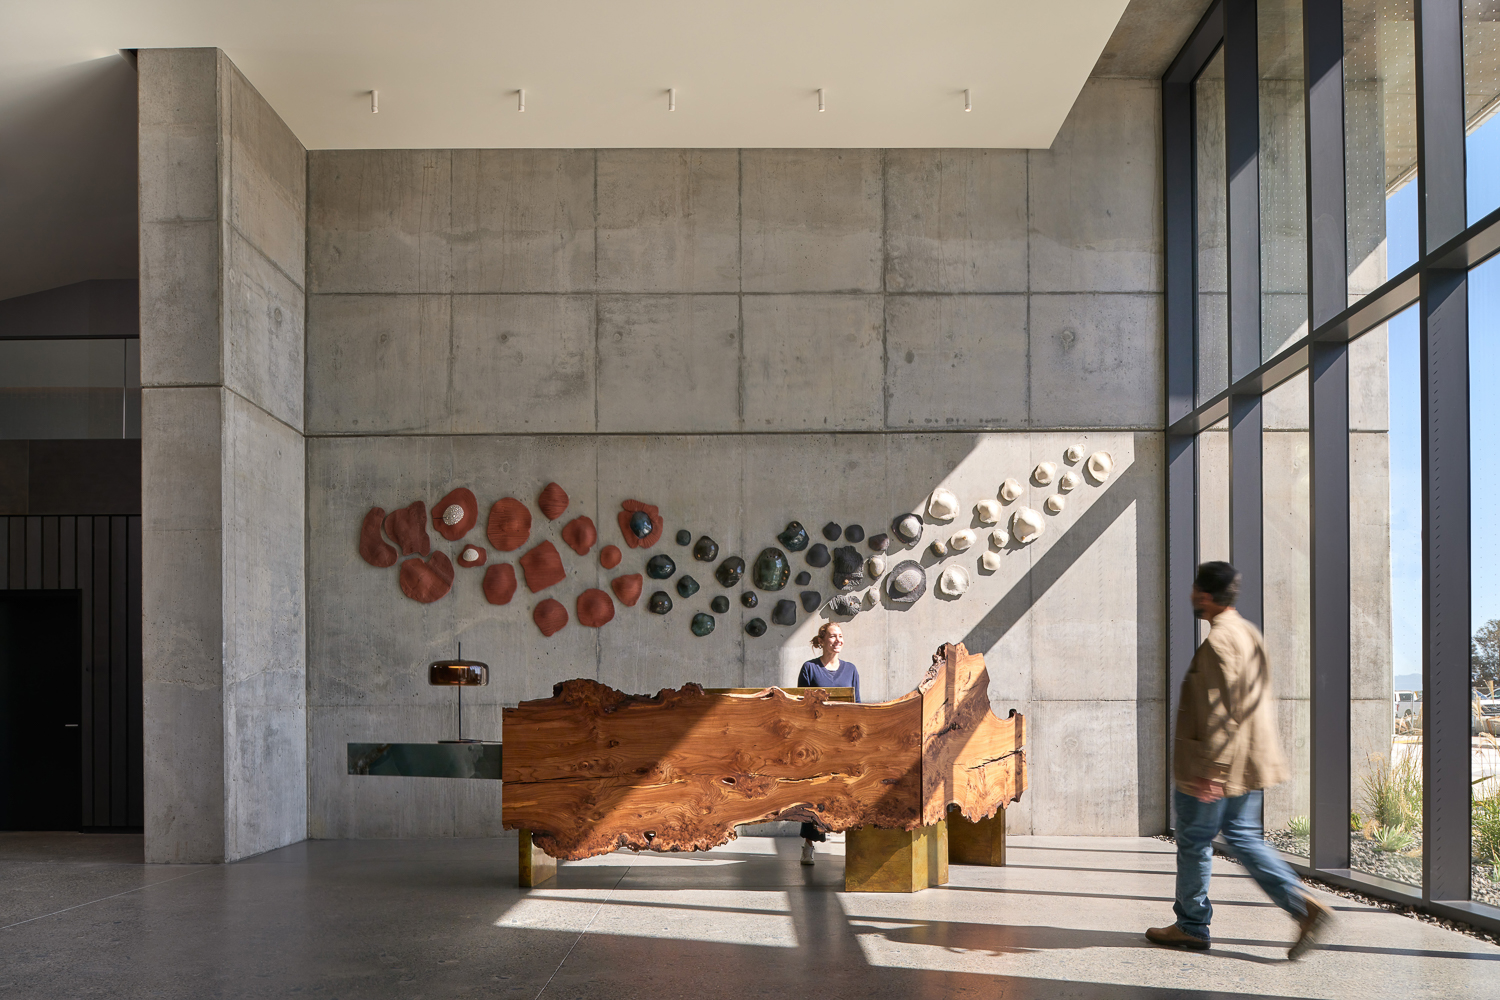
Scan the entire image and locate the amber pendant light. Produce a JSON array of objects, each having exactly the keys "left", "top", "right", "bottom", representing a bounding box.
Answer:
[{"left": 429, "top": 642, "right": 489, "bottom": 743}]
